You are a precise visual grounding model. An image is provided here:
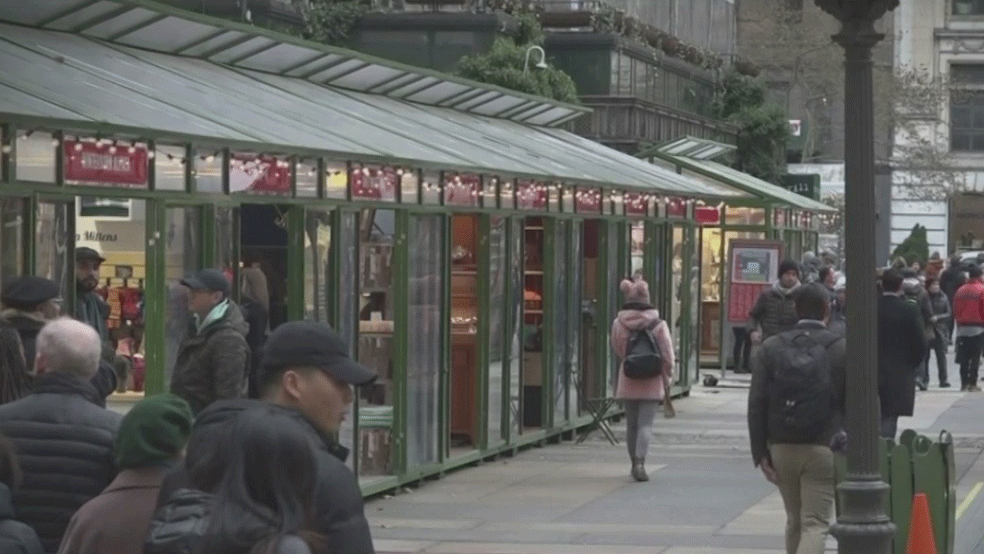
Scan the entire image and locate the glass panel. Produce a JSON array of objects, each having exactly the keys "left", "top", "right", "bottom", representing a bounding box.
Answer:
[
  {"left": 215, "top": 207, "right": 236, "bottom": 297},
  {"left": 724, "top": 207, "right": 766, "bottom": 226},
  {"left": 407, "top": 214, "right": 442, "bottom": 466},
  {"left": 296, "top": 160, "right": 319, "bottom": 197},
  {"left": 337, "top": 211, "right": 357, "bottom": 472},
  {"left": 0, "top": 199, "right": 24, "bottom": 289},
  {"left": 304, "top": 208, "right": 333, "bottom": 322},
  {"left": 670, "top": 226, "right": 685, "bottom": 380},
  {"left": 164, "top": 207, "right": 201, "bottom": 389},
  {"left": 553, "top": 220, "right": 569, "bottom": 423},
  {"left": 16, "top": 132, "right": 56, "bottom": 183},
  {"left": 687, "top": 226, "right": 700, "bottom": 382},
  {"left": 499, "top": 179, "right": 515, "bottom": 210},
  {"left": 508, "top": 217, "right": 523, "bottom": 439},
  {"left": 487, "top": 216, "right": 506, "bottom": 445},
  {"left": 401, "top": 169, "right": 419, "bottom": 204},
  {"left": 35, "top": 202, "right": 70, "bottom": 310},
  {"left": 522, "top": 217, "right": 545, "bottom": 430},
  {"left": 451, "top": 214, "right": 479, "bottom": 451},
  {"left": 358, "top": 208, "right": 396, "bottom": 479},
  {"left": 76, "top": 198, "right": 147, "bottom": 392},
  {"left": 154, "top": 145, "right": 186, "bottom": 191},
  {"left": 568, "top": 220, "right": 582, "bottom": 416},
  {"left": 580, "top": 220, "right": 601, "bottom": 414},
  {"left": 194, "top": 150, "right": 223, "bottom": 193},
  {"left": 630, "top": 221, "right": 645, "bottom": 277},
  {"left": 325, "top": 162, "right": 347, "bottom": 199},
  {"left": 230, "top": 154, "right": 291, "bottom": 196},
  {"left": 605, "top": 221, "right": 619, "bottom": 397},
  {"left": 422, "top": 171, "right": 441, "bottom": 205}
]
